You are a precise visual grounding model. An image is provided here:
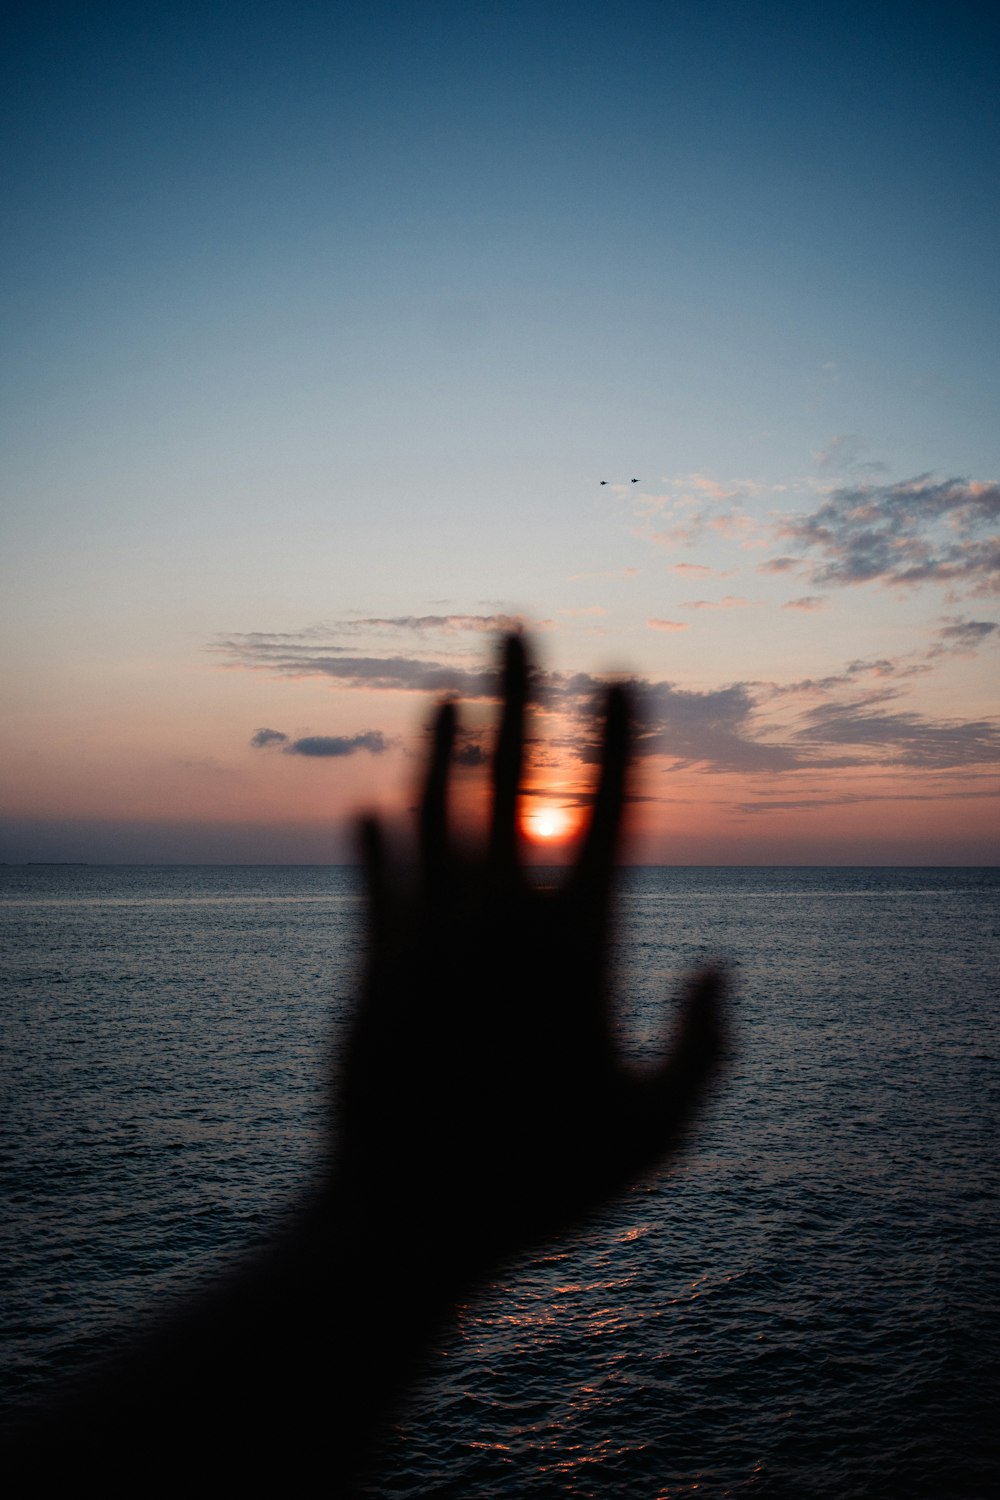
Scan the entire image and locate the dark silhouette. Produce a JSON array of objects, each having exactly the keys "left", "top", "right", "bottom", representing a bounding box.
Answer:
[{"left": 2, "top": 634, "right": 724, "bottom": 1491}]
